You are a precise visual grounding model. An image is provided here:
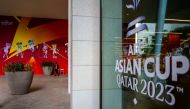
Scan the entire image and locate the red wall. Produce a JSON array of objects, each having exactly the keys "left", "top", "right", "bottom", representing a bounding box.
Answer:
[{"left": 0, "top": 16, "right": 68, "bottom": 75}]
